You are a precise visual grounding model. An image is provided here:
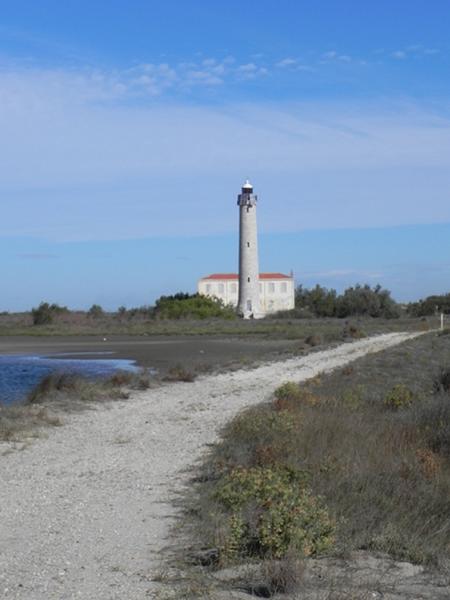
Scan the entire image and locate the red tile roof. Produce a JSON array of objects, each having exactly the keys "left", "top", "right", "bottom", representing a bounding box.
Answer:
[{"left": 201, "top": 273, "right": 292, "bottom": 280}]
